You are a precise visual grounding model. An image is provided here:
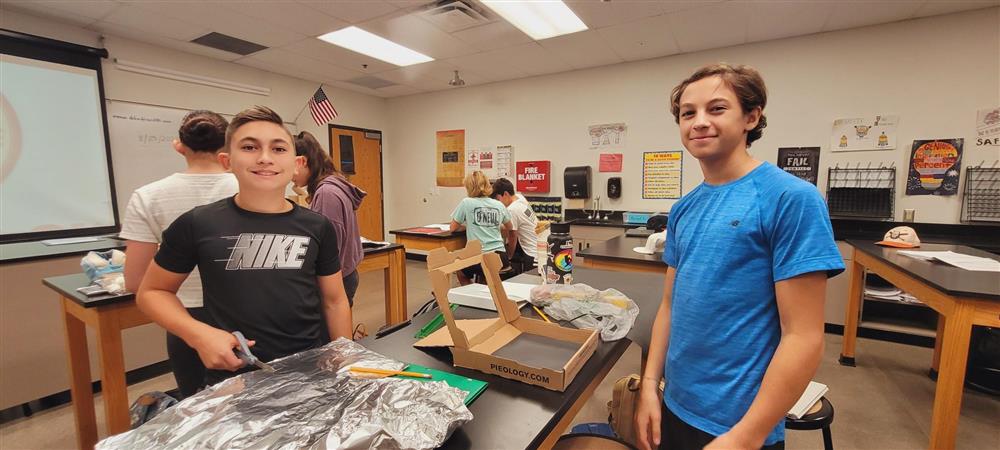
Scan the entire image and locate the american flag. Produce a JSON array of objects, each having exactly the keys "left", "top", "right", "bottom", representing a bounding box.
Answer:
[{"left": 307, "top": 86, "right": 338, "bottom": 125}]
